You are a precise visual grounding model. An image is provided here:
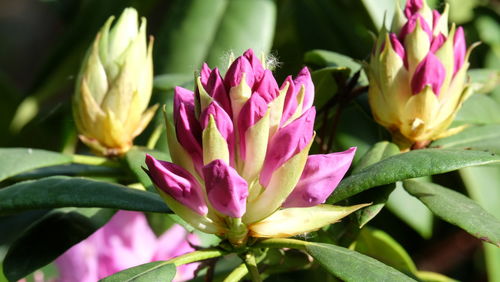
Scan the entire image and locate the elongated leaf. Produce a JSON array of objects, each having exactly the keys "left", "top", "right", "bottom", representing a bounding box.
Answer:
[
  {"left": 355, "top": 227, "right": 417, "bottom": 274},
  {"left": 352, "top": 142, "right": 400, "bottom": 227},
  {"left": 304, "top": 49, "right": 368, "bottom": 84},
  {"left": 329, "top": 149, "right": 500, "bottom": 203},
  {"left": 101, "top": 262, "right": 176, "bottom": 282},
  {"left": 430, "top": 124, "right": 500, "bottom": 153},
  {"left": 403, "top": 180, "right": 500, "bottom": 247},
  {"left": 153, "top": 74, "right": 193, "bottom": 91},
  {"left": 0, "top": 176, "right": 169, "bottom": 215},
  {"left": 0, "top": 148, "right": 72, "bottom": 182},
  {"left": 0, "top": 210, "right": 49, "bottom": 245},
  {"left": 460, "top": 166, "right": 500, "bottom": 281},
  {"left": 454, "top": 94, "right": 500, "bottom": 125},
  {"left": 205, "top": 0, "right": 276, "bottom": 67},
  {"left": 386, "top": 182, "right": 433, "bottom": 238},
  {"left": 3, "top": 208, "right": 115, "bottom": 281},
  {"left": 125, "top": 148, "right": 171, "bottom": 192},
  {"left": 306, "top": 242, "right": 417, "bottom": 281}
]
